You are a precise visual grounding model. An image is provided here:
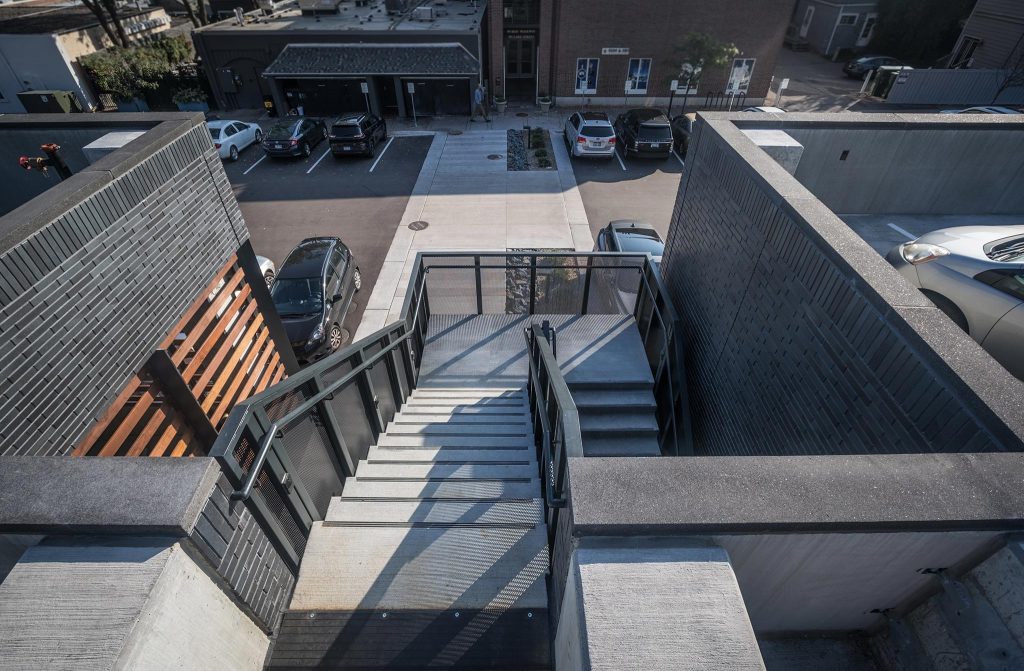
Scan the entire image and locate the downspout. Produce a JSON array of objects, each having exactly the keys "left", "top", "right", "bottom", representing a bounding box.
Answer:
[{"left": 824, "top": 5, "right": 844, "bottom": 60}]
